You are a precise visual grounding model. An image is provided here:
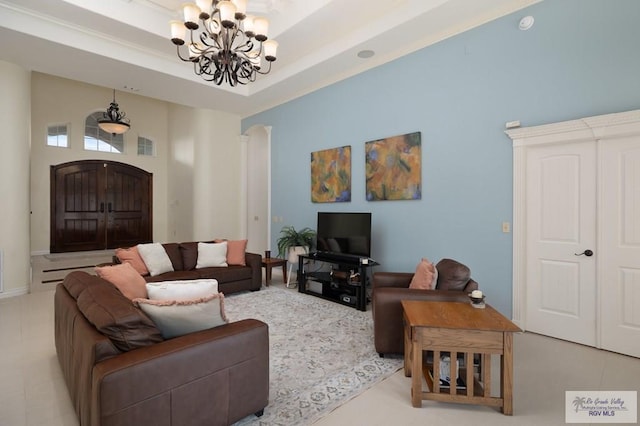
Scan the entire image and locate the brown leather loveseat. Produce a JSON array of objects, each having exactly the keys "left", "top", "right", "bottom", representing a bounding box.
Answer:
[
  {"left": 372, "top": 258, "right": 479, "bottom": 356},
  {"left": 55, "top": 271, "right": 269, "bottom": 426}
]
